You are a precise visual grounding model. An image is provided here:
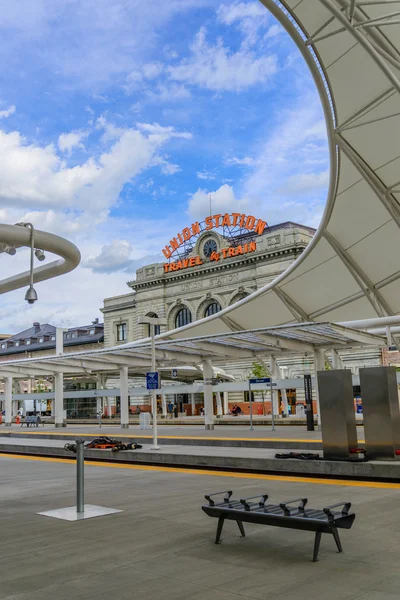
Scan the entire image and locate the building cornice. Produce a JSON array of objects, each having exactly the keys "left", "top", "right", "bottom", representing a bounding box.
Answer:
[
  {"left": 101, "top": 301, "right": 137, "bottom": 313},
  {"left": 128, "top": 246, "right": 305, "bottom": 290}
]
